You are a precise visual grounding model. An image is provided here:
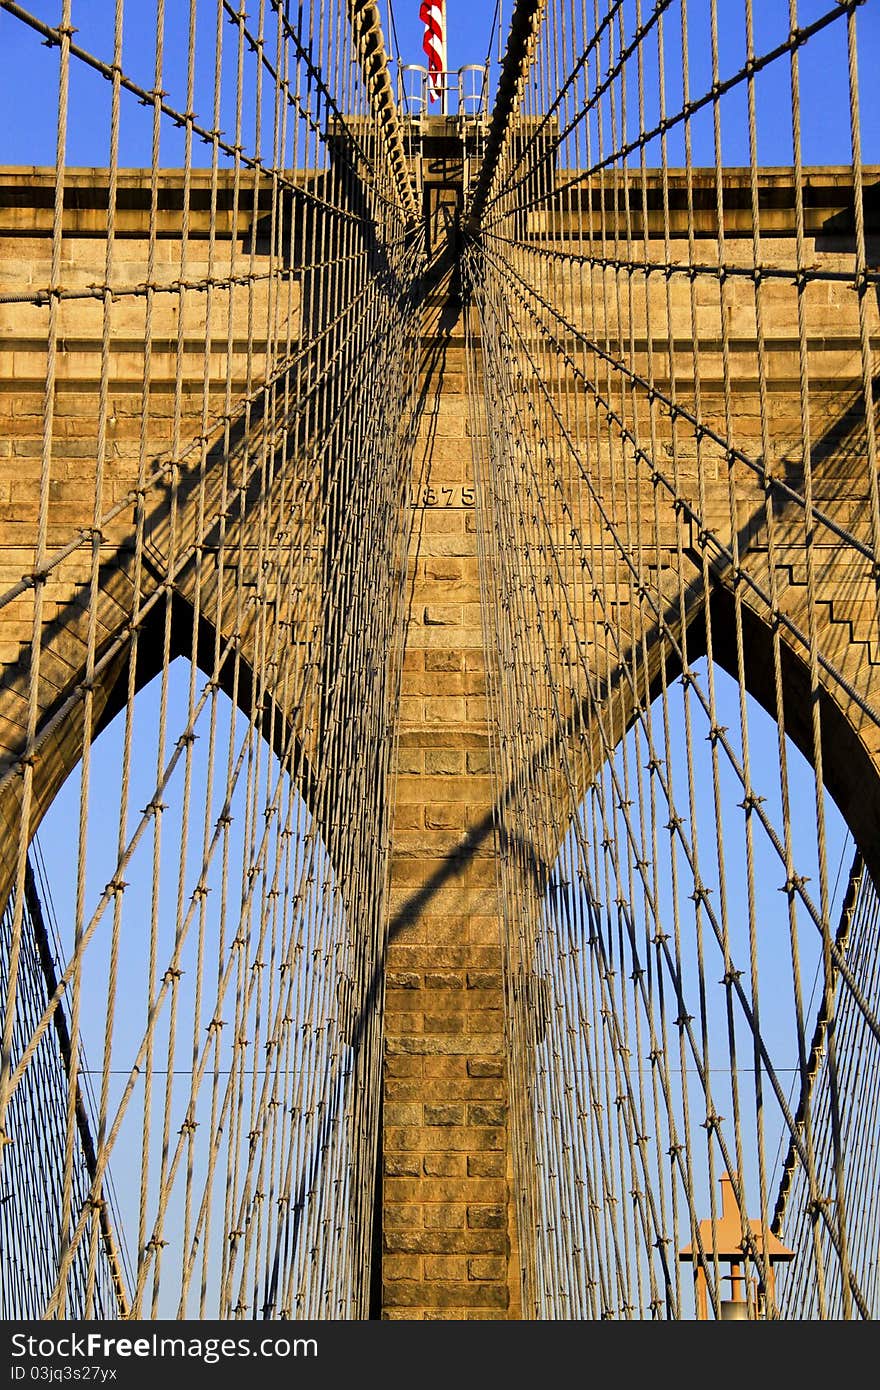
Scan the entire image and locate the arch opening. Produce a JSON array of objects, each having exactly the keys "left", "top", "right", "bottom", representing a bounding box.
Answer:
[
  {"left": 508, "top": 658, "right": 880, "bottom": 1320},
  {"left": 1, "top": 654, "right": 378, "bottom": 1320}
]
